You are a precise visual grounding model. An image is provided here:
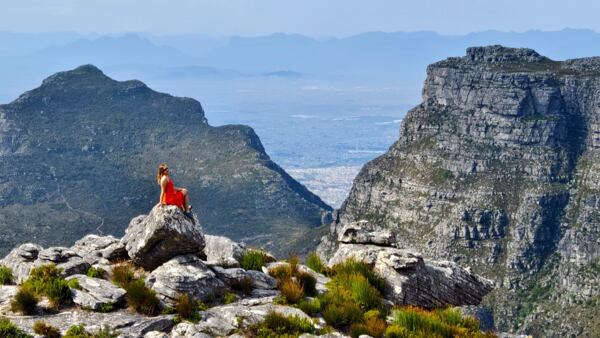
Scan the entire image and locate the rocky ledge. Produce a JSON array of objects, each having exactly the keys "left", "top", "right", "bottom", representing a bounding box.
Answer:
[{"left": 0, "top": 205, "right": 493, "bottom": 337}]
